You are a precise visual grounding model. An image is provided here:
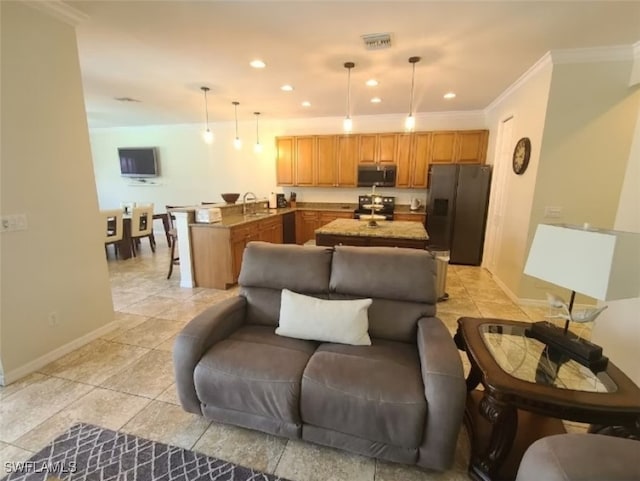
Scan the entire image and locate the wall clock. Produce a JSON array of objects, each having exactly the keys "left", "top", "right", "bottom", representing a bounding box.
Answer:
[{"left": 512, "top": 137, "right": 531, "bottom": 175}]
